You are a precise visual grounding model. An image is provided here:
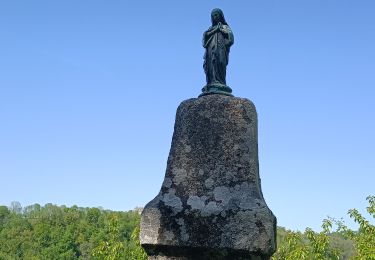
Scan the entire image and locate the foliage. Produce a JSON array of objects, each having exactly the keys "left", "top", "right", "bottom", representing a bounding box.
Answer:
[
  {"left": 272, "top": 221, "right": 340, "bottom": 260},
  {"left": 0, "top": 197, "right": 373, "bottom": 259},
  {"left": 272, "top": 196, "right": 374, "bottom": 260},
  {"left": 0, "top": 203, "right": 147, "bottom": 260},
  {"left": 332, "top": 196, "right": 375, "bottom": 260},
  {"left": 91, "top": 213, "right": 147, "bottom": 260},
  {"left": 92, "top": 214, "right": 126, "bottom": 259}
]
